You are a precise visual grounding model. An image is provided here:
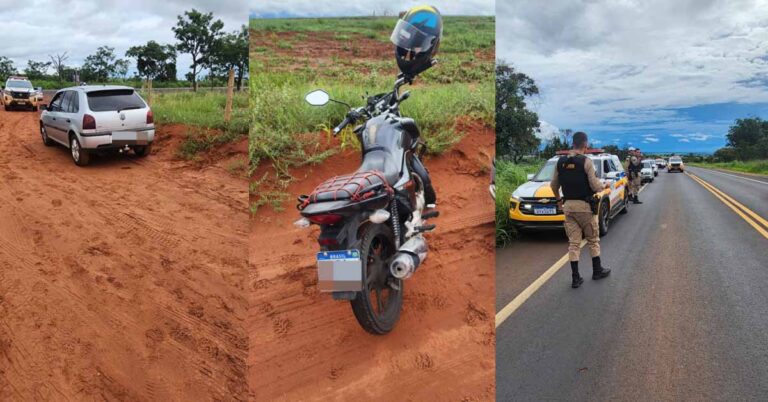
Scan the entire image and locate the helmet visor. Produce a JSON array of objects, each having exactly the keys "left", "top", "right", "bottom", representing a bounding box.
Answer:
[{"left": 390, "top": 19, "right": 437, "bottom": 53}]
